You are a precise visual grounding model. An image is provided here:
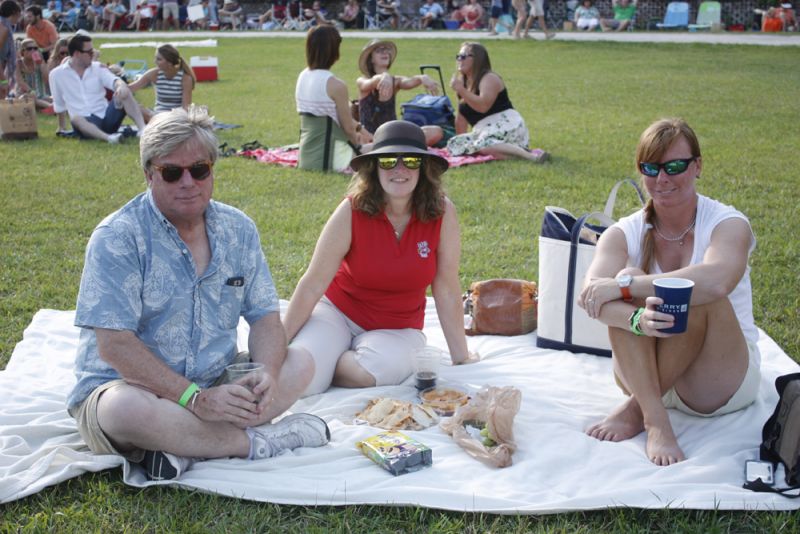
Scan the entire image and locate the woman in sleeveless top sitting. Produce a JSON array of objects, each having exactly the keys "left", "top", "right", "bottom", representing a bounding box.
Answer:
[
  {"left": 356, "top": 39, "right": 443, "bottom": 147},
  {"left": 129, "top": 44, "right": 195, "bottom": 123},
  {"left": 579, "top": 118, "right": 760, "bottom": 466},
  {"left": 16, "top": 38, "right": 53, "bottom": 110},
  {"left": 447, "top": 42, "right": 549, "bottom": 162},
  {"left": 283, "top": 120, "right": 479, "bottom": 396},
  {"left": 295, "top": 24, "right": 371, "bottom": 172}
]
